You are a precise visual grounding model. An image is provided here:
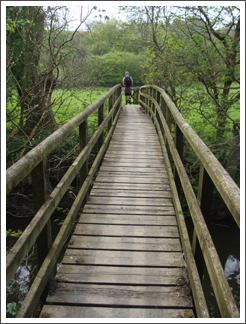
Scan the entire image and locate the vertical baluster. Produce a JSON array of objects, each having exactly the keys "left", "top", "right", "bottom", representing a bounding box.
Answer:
[
  {"left": 31, "top": 158, "right": 52, "bottom": 269},
  {"left": 160, "top": 96, "right": 166, "bottom": 138},
  {"left": 98, "top": 103, "right": 104, "bottom": 151},
  {"left": 149, "top": 87, "right": 152, "bottom": 117},
  {"left": 108, "top": 95, "right": 113, "bottom": 132},
  {"left": 136, "top": 88, "right": 139, "bottom": 104},
  {"left": 79, "top": 119, "right": 88, "bottom": 187},
  {"left": 174, "top": 124, "right": 183, "bottom": 196},
  {"left": 165, "top": 106, "right": 172, "bottom": 158},
  {"left": 113, "top": 89, "right": 118, "bottom": 121},
  {"left": 156, "top": 91, "right": 160, "bottom": 127},
  {"left": 192, "top": 163, "right": 214, "bottom": 280}
]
